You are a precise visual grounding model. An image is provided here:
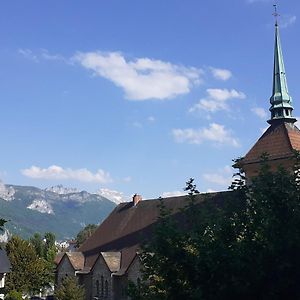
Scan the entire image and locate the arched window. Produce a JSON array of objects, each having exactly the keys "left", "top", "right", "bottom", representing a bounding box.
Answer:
[
  {"left": 100, "top": 275, "right": 104, "bottom": 296},
  {"left": 105, "top": 280, "right": 108, "bottom": 298},
  {"left": 96, "top": 279, "right": 99, "bottom": 296}
]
